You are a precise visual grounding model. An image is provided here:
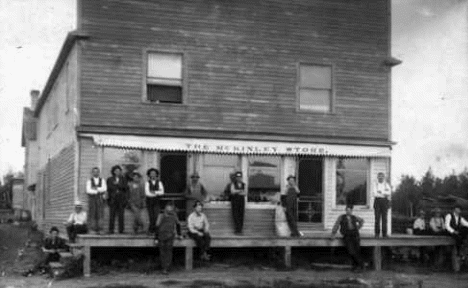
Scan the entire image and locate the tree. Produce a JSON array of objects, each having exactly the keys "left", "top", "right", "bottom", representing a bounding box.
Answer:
[
  {"left": 393, "top": 175, "right": 421, "bottom": 217},
  {"left": 420, "top": 167, "right": 435, "bottom": 197}
]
